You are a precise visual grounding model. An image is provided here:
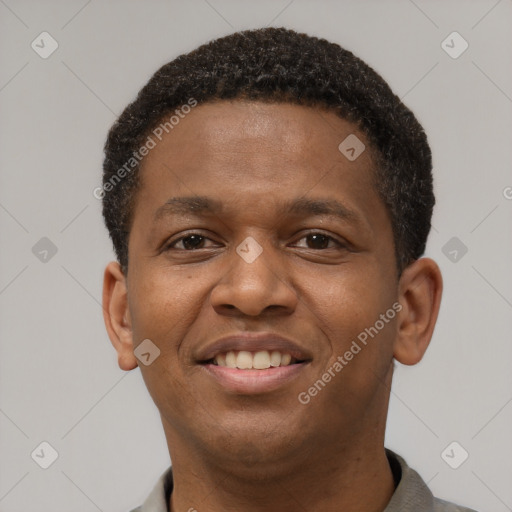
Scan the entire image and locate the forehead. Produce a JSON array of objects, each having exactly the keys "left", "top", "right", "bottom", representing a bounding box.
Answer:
[
  {"left": 148, "top": 100, "right": 364, "bottom": 158},
  {"left": 138, "top": 100, "right": 377, "bottom": 194}
]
